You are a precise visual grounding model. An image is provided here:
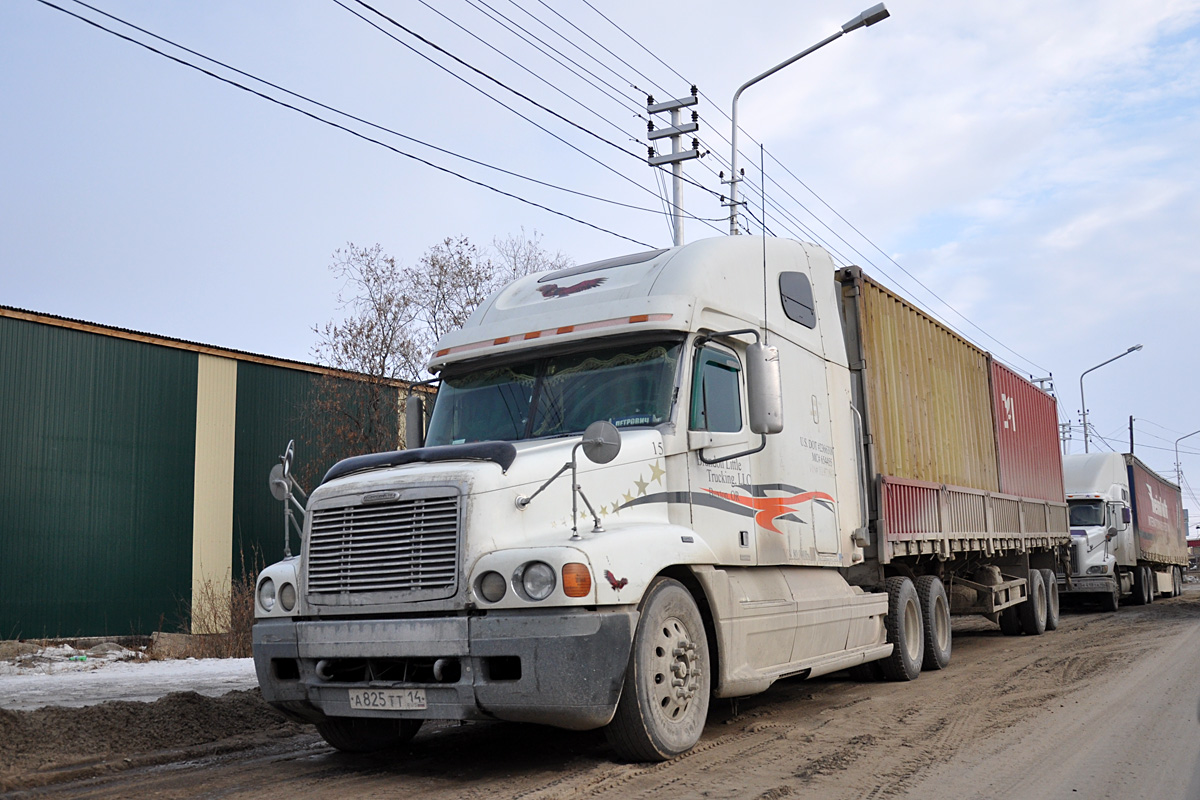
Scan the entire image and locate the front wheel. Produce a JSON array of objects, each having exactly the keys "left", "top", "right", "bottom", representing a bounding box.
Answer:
[
  {"left": 316, "top": 717, "right": 422, "bottom": 753},
  {"left": 605, "top": 577, "right": 711, "bottom": 762}
]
